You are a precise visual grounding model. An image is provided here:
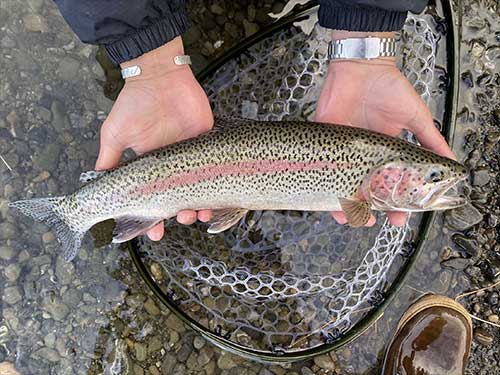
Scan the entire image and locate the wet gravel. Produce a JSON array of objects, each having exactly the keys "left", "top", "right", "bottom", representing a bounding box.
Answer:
[{"left": 0, "top": 0, "right": 499, "bottom": 374}]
